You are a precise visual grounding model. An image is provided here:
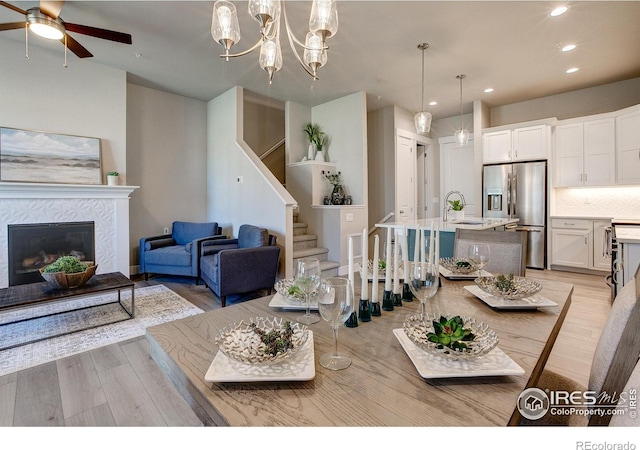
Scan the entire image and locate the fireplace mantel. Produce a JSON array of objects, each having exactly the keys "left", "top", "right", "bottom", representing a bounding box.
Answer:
[
  {"left": 0, "top": 182, "right": 138, "bottom": 199},
  {"left": 0, "top": 182, "right": 139, "bottom": 288}
]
